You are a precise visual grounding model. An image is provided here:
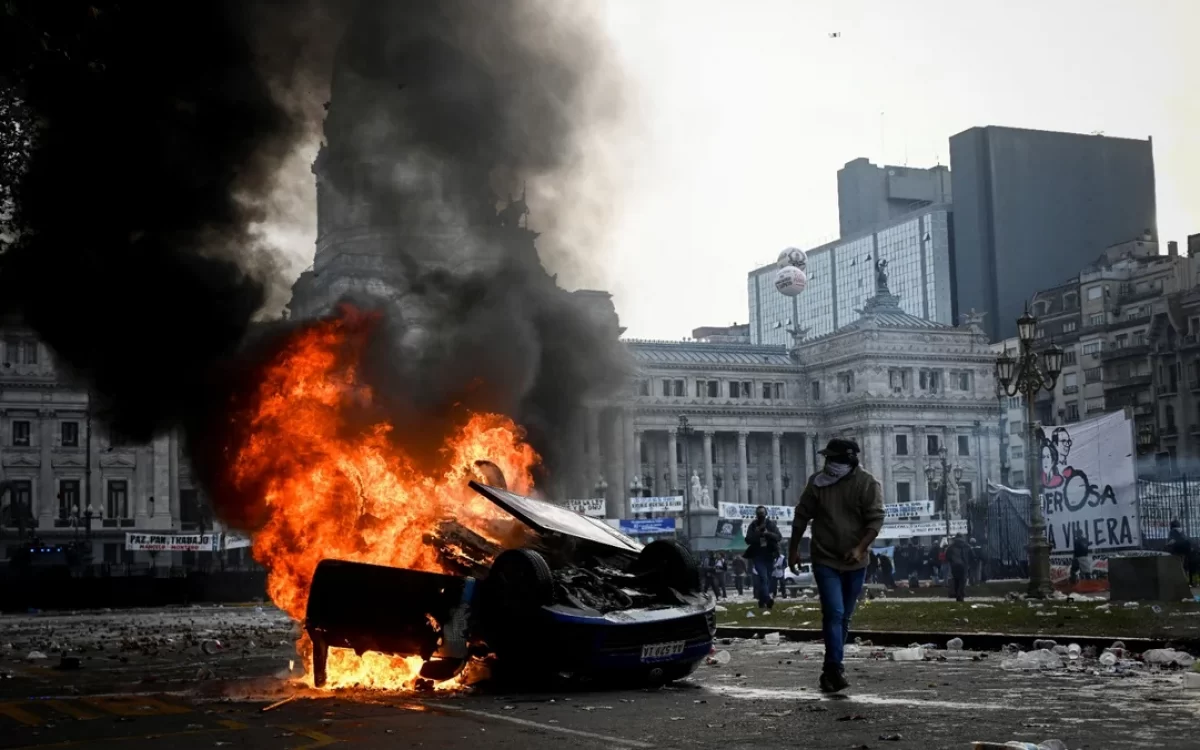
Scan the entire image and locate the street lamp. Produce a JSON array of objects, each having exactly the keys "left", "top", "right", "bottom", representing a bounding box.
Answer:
[
  {"left": 629, "top": 474, "right": 642, "bottom": 514},
  {"left": 677, "top": 415, "right": 695, "bottom": 547},
  {"left": 995, "top": 308, "right": 1063, "bottom": 599},
  {"left": 924, "top": 447, "right": 963, "bottom": 537}
]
